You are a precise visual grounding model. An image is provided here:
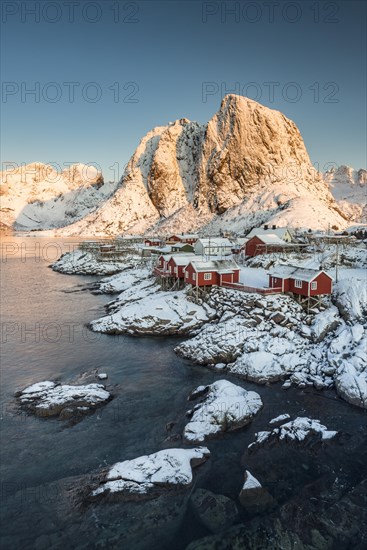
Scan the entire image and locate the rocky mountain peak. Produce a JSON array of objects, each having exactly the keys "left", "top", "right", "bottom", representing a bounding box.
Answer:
[{"left": 4, "top": 96, "right": 364, "bottom": 236}]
